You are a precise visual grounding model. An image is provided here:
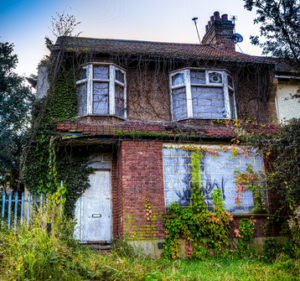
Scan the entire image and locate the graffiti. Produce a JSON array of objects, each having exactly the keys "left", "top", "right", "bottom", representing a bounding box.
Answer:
[{"left": 163, "top": 145, "right": 266, "bottom": 213}]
